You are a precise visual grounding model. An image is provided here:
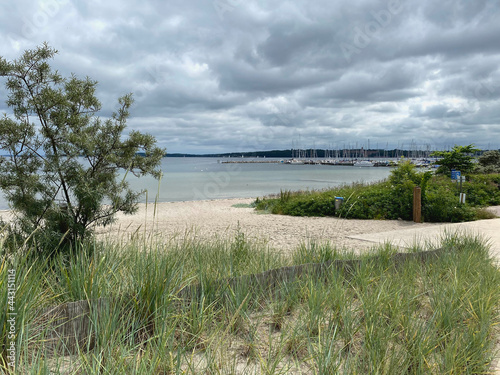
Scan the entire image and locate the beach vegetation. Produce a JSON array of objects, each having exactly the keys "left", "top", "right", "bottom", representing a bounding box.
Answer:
[
  {"left": 476, "top": 150, "right": 500, "bottom": 174},
  {"left": 231, "top": 203, "right": 255, "bottom": 208},
  {"left": 254, "top": 162, "right": 500, "bottom": 222},
  {"left": 0, "top": 44, "right": 164, "bottom": 255},
  {"left": 1, "top": 231, "right": 498, "bottom": 373}
]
